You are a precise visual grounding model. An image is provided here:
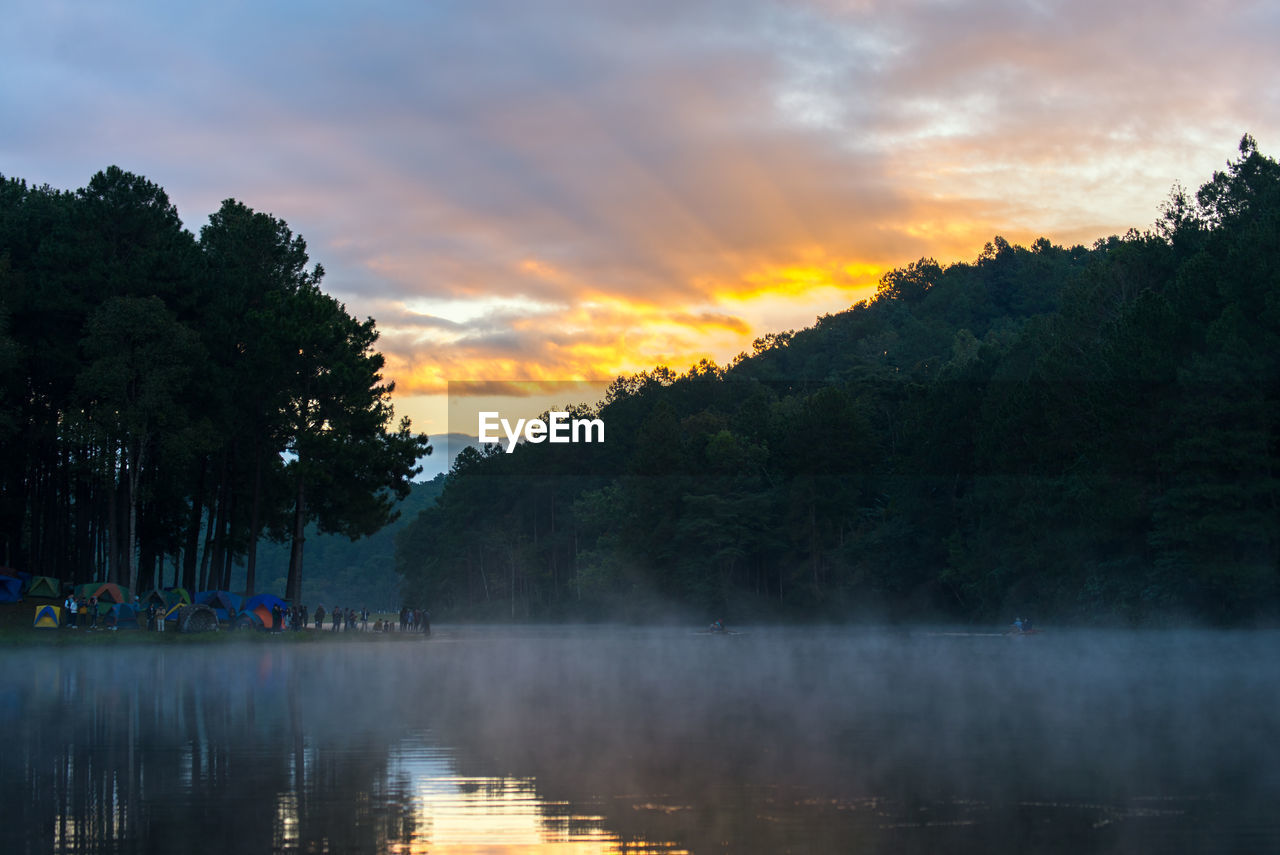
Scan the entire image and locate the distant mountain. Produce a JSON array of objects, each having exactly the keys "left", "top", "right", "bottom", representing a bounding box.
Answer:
[{"left": 418, "top": 433, "right": 485, "bottom": 480}]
